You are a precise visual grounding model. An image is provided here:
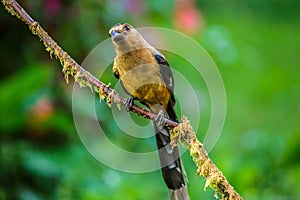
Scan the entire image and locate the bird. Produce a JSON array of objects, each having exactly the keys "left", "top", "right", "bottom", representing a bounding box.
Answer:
[{"left": 109, "top": 23, "right": 189, "bottom": 200}]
